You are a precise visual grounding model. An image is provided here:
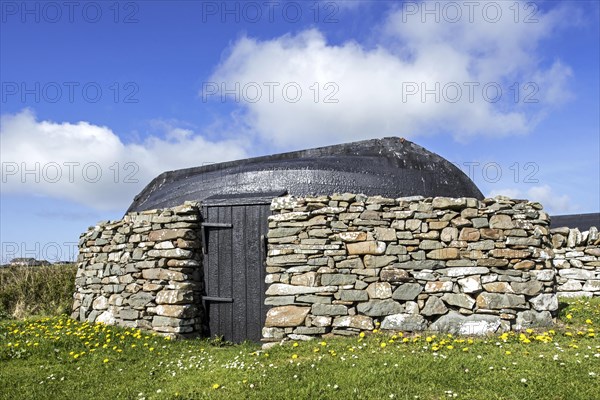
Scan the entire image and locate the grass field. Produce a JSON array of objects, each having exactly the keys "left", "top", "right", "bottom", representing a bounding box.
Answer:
[
  {"left": 1, "top": 297, "right": 598, "bottom": 400},
  {"left": 0, "top": 264, "right": 77, "bottom": 319}
]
